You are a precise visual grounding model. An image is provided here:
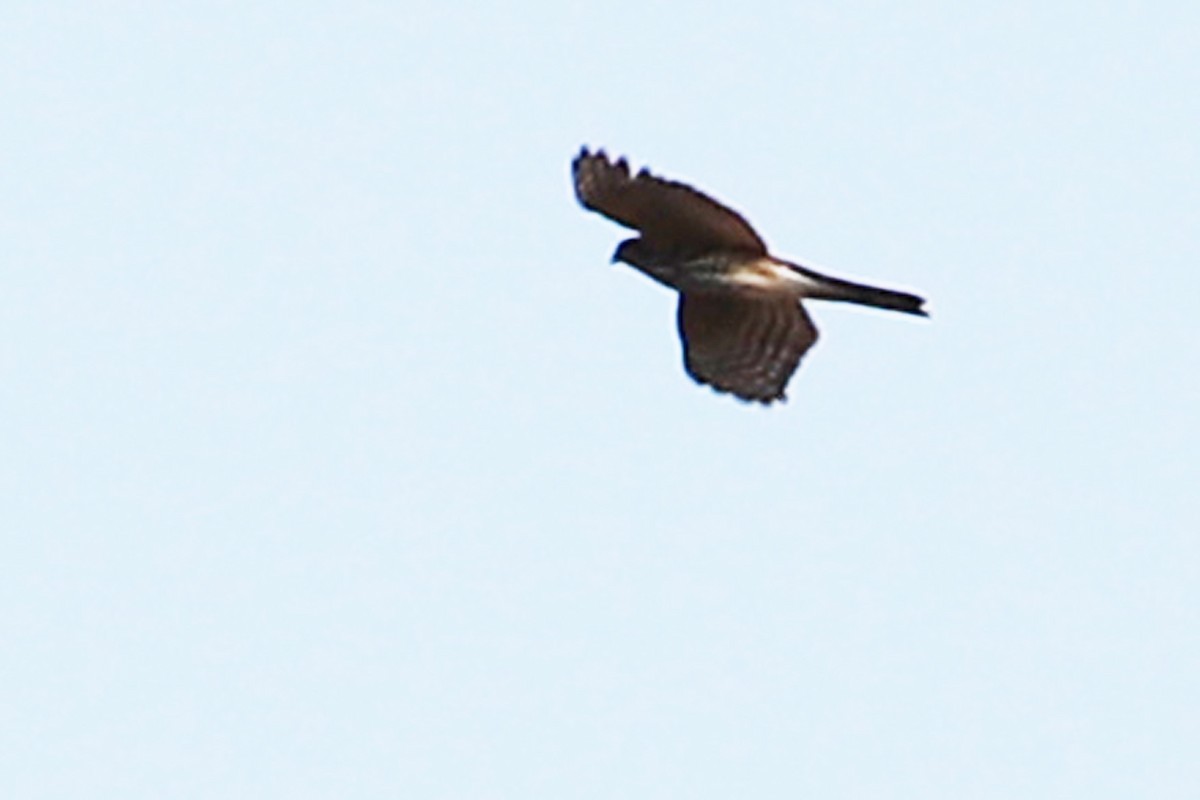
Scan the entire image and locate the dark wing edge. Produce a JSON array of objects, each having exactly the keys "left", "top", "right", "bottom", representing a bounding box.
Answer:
[
  {"left": 571, "top": 147, "right": 767, "bottom": 255},
  {"left": 676, "top": 292, "right": 818, "bottom": 404}
]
